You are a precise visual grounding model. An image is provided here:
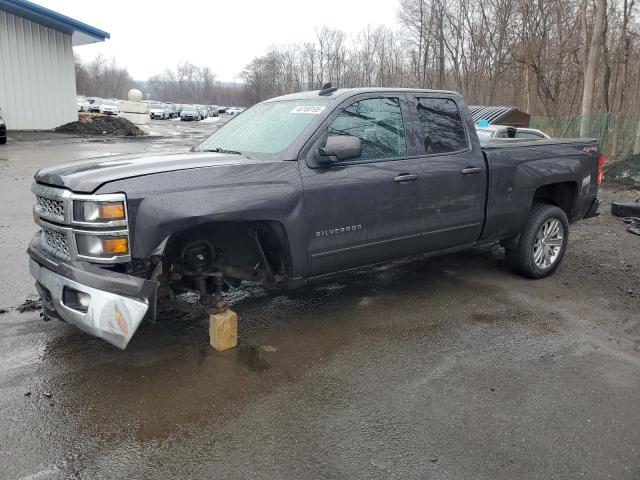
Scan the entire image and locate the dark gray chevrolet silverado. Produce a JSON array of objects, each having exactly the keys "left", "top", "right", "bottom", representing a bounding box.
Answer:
[{"left": 28, "top": 87, "right": 602, "bottom": 348}]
